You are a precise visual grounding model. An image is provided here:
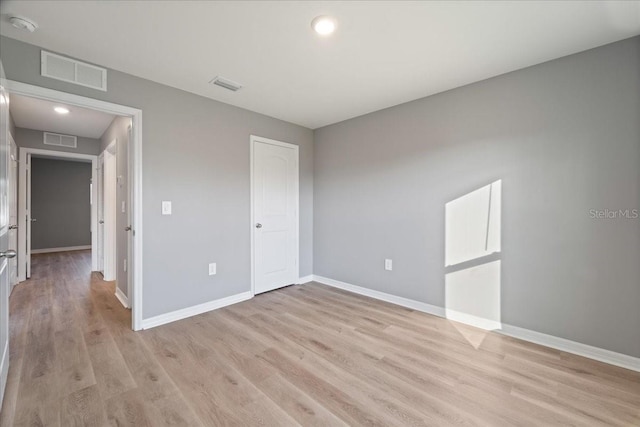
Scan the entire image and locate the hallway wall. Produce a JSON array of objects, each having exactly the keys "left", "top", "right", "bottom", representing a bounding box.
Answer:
[
  {"left": 100, "top": 116, "right": 132, "bottom": 298},
  {"left": 30, "top": 158, "right": 92, "bottom": 250}
]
